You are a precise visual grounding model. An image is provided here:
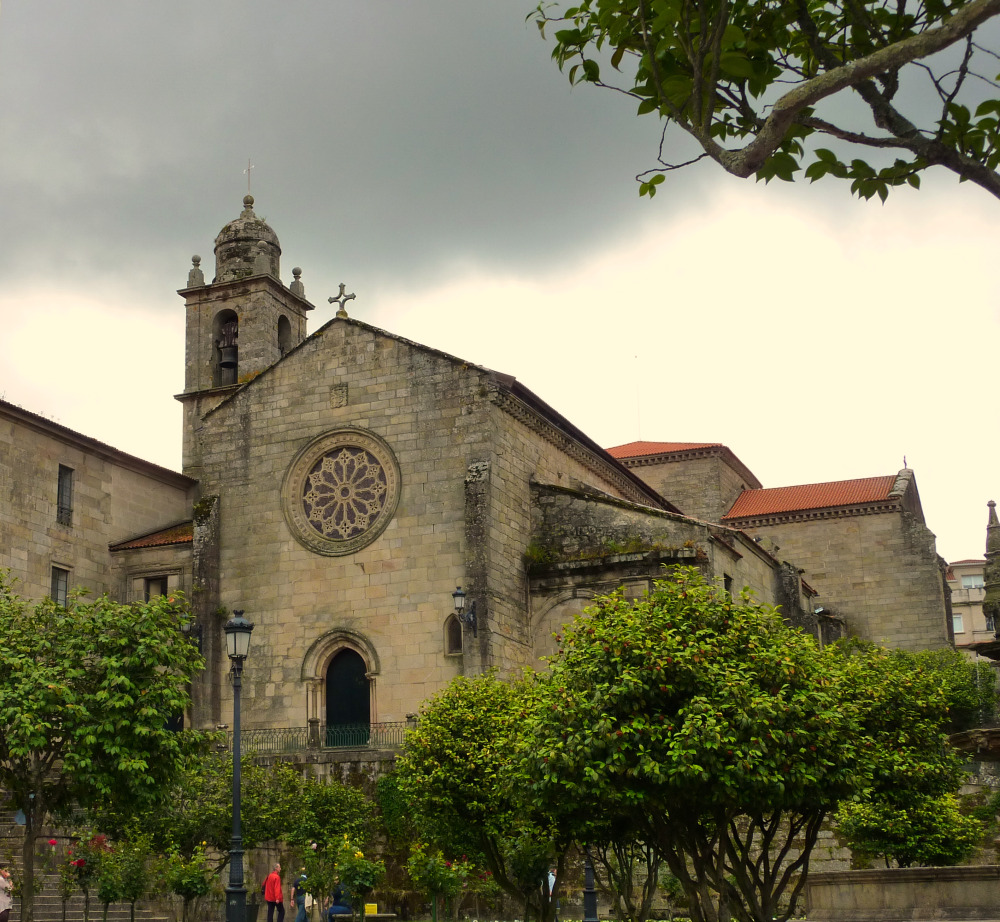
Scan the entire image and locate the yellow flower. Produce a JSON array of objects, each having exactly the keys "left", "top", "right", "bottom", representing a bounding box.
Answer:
[{"left": 355, "top": 851, "right": 363, "bottom": 858}]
